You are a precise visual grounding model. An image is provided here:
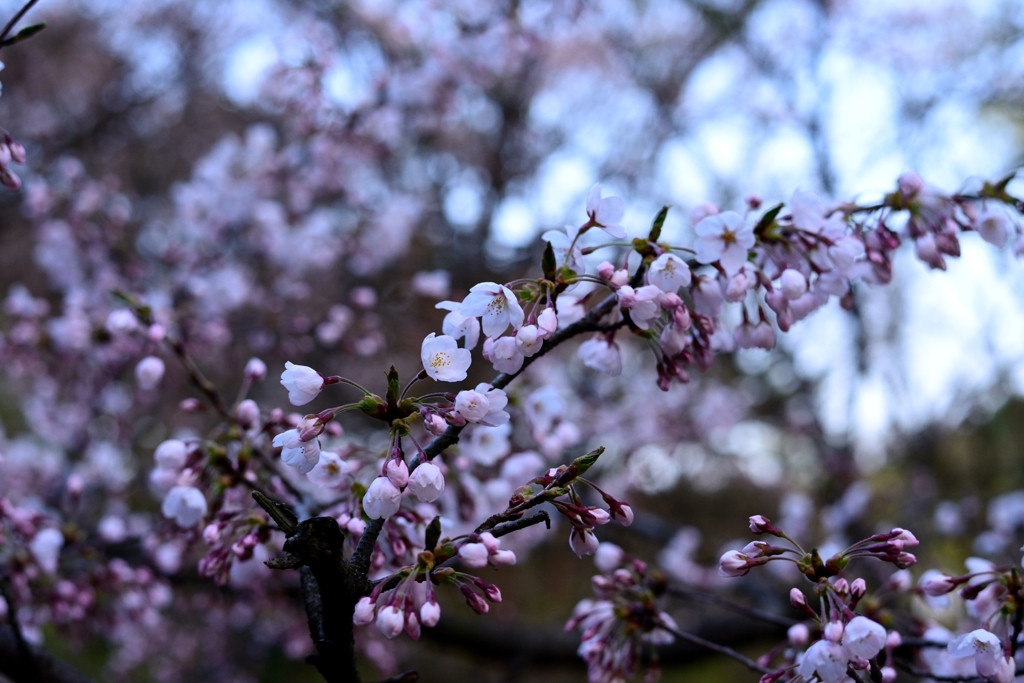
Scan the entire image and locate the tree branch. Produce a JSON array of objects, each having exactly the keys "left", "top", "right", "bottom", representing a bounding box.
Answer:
[
  {"left": 0, "top": 623, "right": 98, "bottom": 683},
  {"left": 655, "top": 621, "right": 770, "bottom": 675}
]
